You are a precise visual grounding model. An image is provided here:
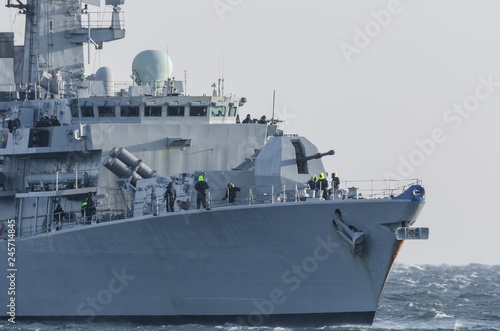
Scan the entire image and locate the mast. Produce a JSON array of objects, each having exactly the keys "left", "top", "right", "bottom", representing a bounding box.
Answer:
[{"left": 3, "top": 0, "right": 126, "bottom": 97}]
